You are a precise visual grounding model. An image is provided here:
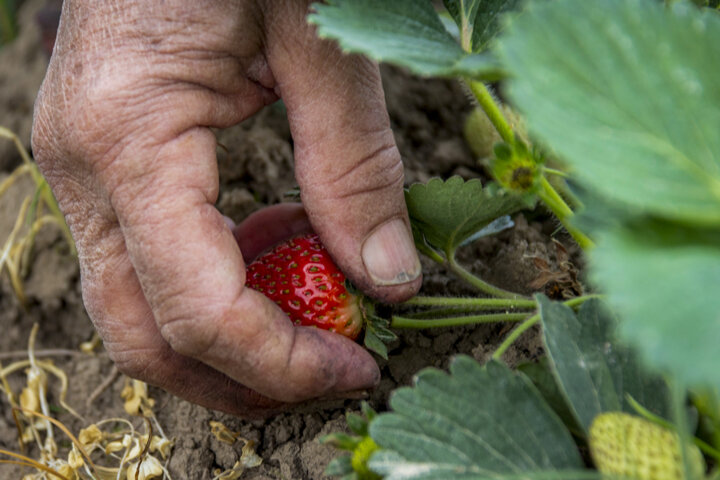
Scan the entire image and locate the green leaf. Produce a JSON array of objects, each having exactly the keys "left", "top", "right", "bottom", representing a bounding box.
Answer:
[
  {"left": 322, "top": 433, "right": 362, "bottom": 451},
  {"left": 371, "top": 452, "right": 601, "bottom": 480},
  {"left": 308, "top": 0, "right": 503, "bottom": 79},
  {"left": 497, "top": 0, "right": 720, "bottom": 225},
  {"left": 538, "top": 296, "right": 671, "bottom": 435},
  {"left": 405, "top": 177, "right": 526, "bottom": 257},
  {"left": 346, "top": 412, "right": 369, "bottom": 437},
  {"left": 363, "top": 314, "right": 397, "bottom": 360},
  {"left": 444, "top": 0, "right": 524, "bottom": 51},
  {"left": 363, "top": 328, "right": 389, "bottom": 360},
  {"left": 590, "top": 220, "right": 720, "bottom": 391},
  {"left": 369, "top": 357, "right": 584, "bottom": 478},
  {"left": 361, "top": 401, "right": 378, "bottom": 422},
  {"left": 570, "top": 184, "right": 642, "bottom": 238},
  {"left": 518, "top": 358, "right": 583, "bottom": 437},
  {"left": 325, "top": 456, "right": 354, "bottom": 476}
]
